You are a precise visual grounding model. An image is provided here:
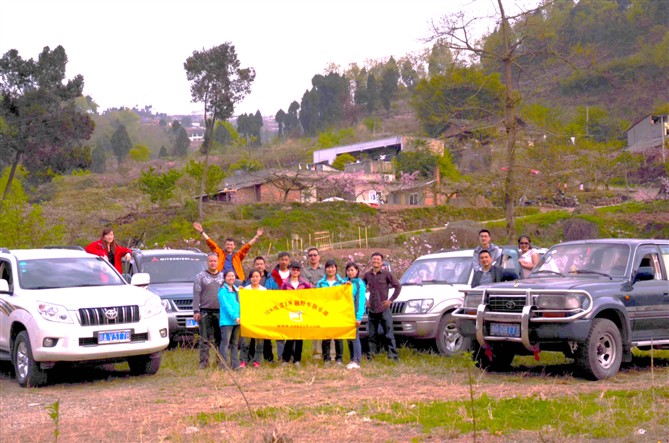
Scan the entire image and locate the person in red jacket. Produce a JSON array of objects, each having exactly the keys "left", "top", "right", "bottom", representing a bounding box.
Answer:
[{"left": 85, "top": 228, "right": 132, "bottom": 274}]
